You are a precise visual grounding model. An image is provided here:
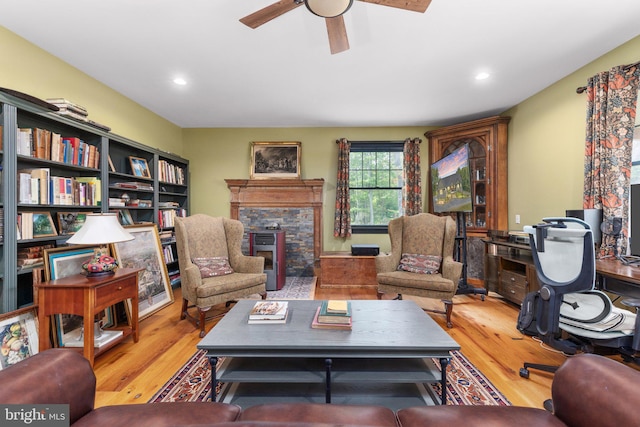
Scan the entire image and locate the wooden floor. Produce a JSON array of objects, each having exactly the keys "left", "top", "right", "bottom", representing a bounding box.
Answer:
[{"left": 93, "top": 284, "right": 572, "bottom": 409}]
